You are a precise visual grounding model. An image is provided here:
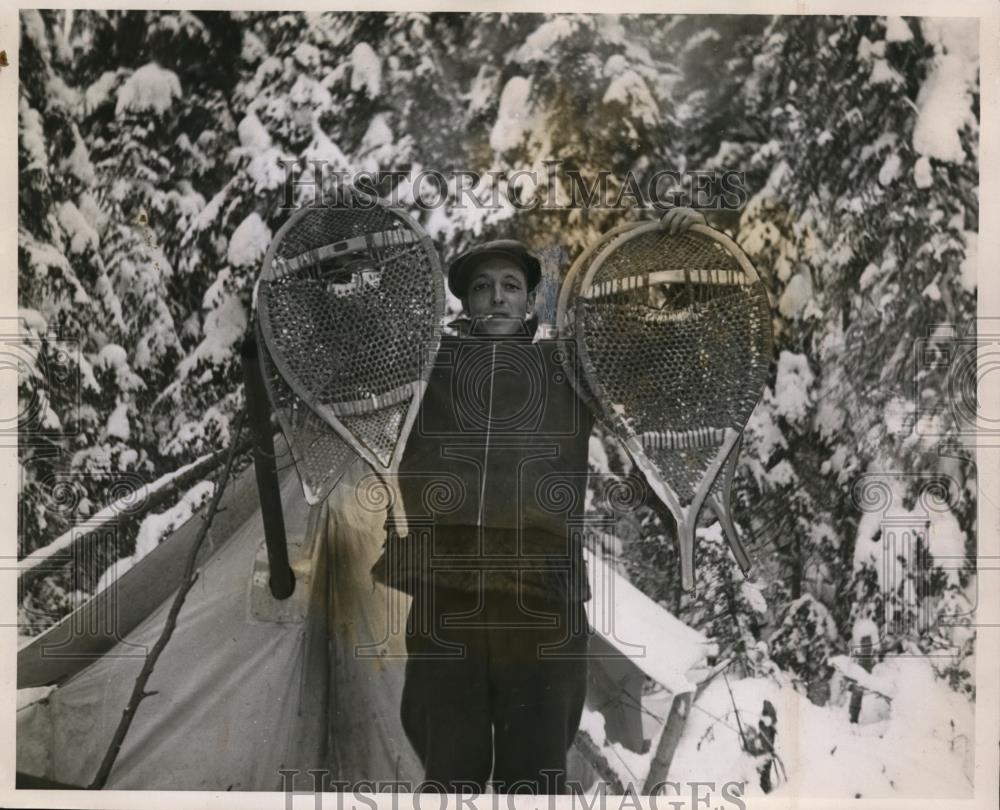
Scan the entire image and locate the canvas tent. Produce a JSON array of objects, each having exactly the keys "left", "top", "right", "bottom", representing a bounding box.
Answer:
[{"left": 16, "top": 437, "right": 716, "bottom": 791}]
